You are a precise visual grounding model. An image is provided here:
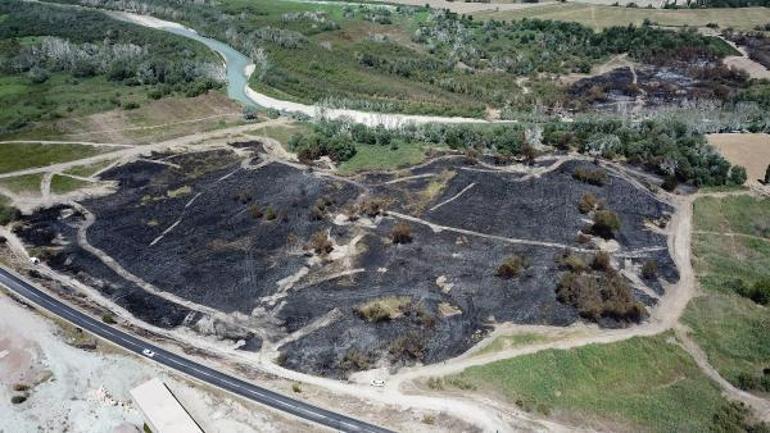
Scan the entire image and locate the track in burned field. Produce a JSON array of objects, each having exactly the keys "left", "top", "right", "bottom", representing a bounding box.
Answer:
[{"left": 15, "top": 148, "right": 678, "bottom": 377}]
